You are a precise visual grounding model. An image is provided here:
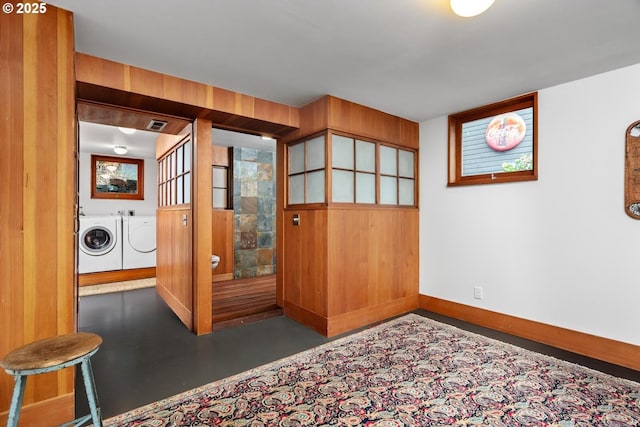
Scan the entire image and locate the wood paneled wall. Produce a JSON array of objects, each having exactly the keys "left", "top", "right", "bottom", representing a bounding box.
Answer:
[
  {"left": 281, "top": 95, "right": 419, "bottom": 148},
  {"left": 0, "top": 6, "right": 77, "bottom": 425},
  {"left": 75, "top": 53, "right": 300, "bottom": 137},
  {"left": 279, "top": 97, "right": 420, "bottom": 336}
]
